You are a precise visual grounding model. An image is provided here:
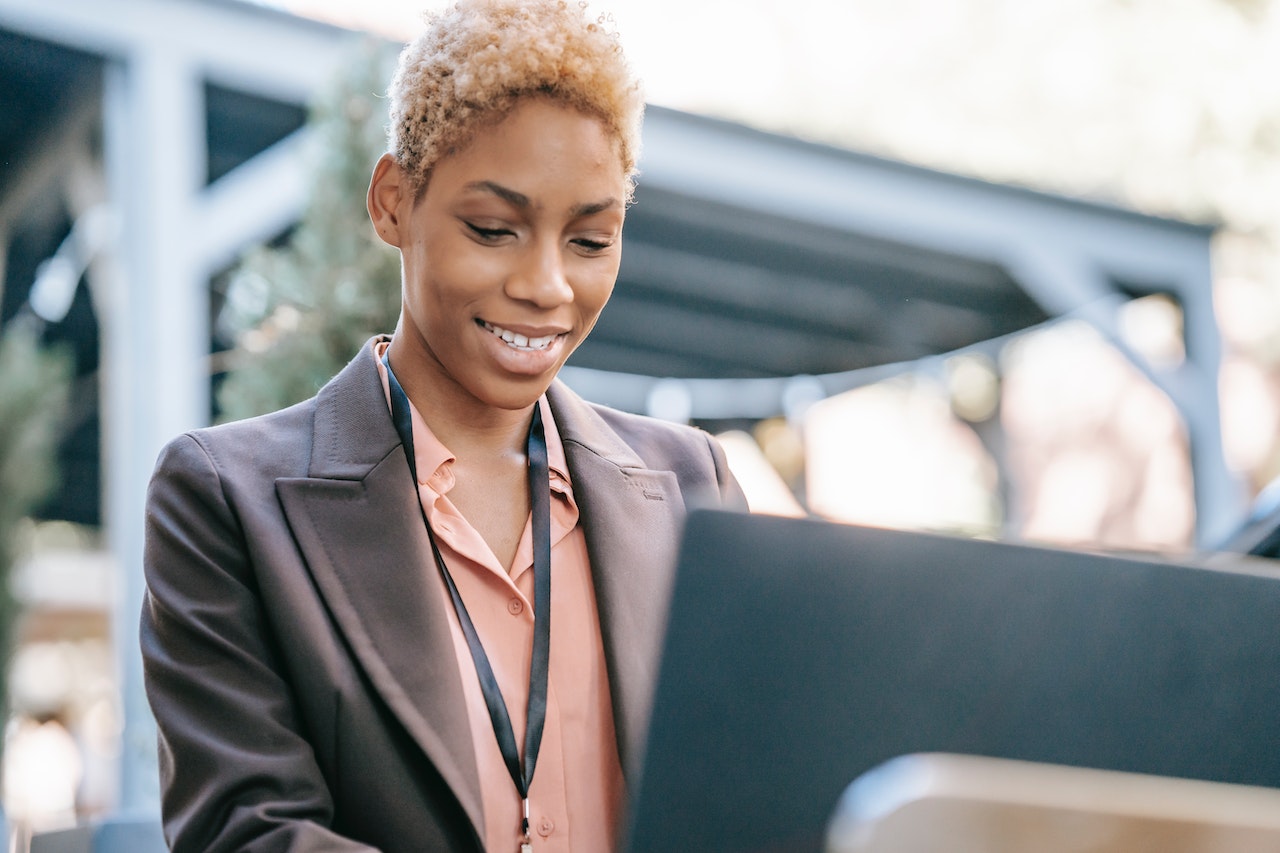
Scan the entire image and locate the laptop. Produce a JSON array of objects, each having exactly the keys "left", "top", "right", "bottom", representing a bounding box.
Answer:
[{"left": 622, "top": 510, "right": 1280, "bottom": 853}]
